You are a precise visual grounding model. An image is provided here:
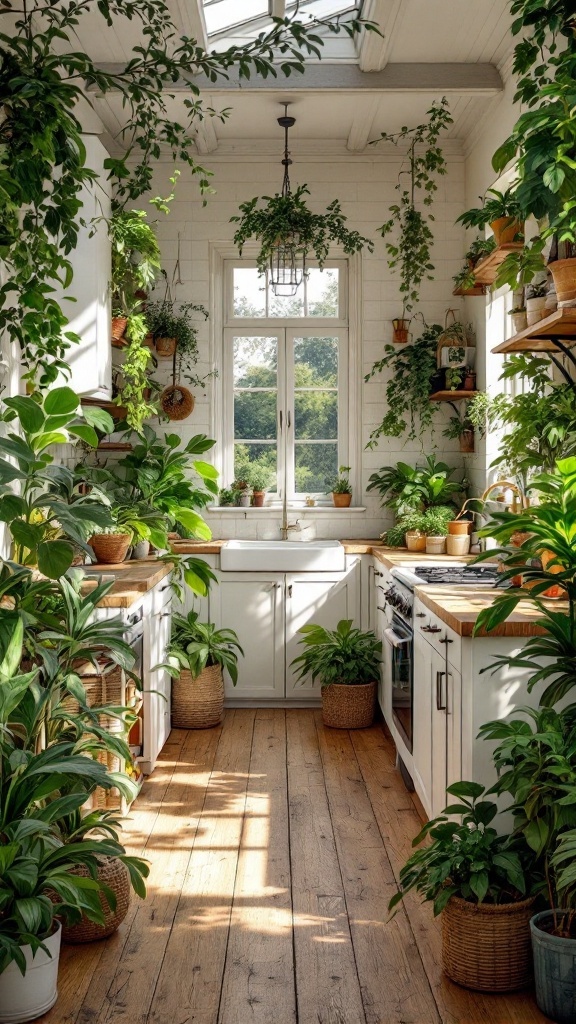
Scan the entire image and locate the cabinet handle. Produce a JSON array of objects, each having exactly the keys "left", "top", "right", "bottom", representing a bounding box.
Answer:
[
  {"left": 415, "top": 612, "right": 426, "bottom": 618},
  {"left": 160, "top": 612, "right": 172, "bottom": 619},
  {"left": 422, "top": 624, "right": 441, "bottom": 633},
  {"left": 377, "top": 605, "right": 386, "bottom": 612},
  {"left": 436, "top": 671, "right": 446, "bottom": 711},
  {"left": 440, "top": 636, "right": 454, "bottom": 645},
  {"left": 287, "top": 584, "right": 293, "bottom": 598},
  {"left": 159, "top": 583, "right": 171, "bottom": 592}
]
